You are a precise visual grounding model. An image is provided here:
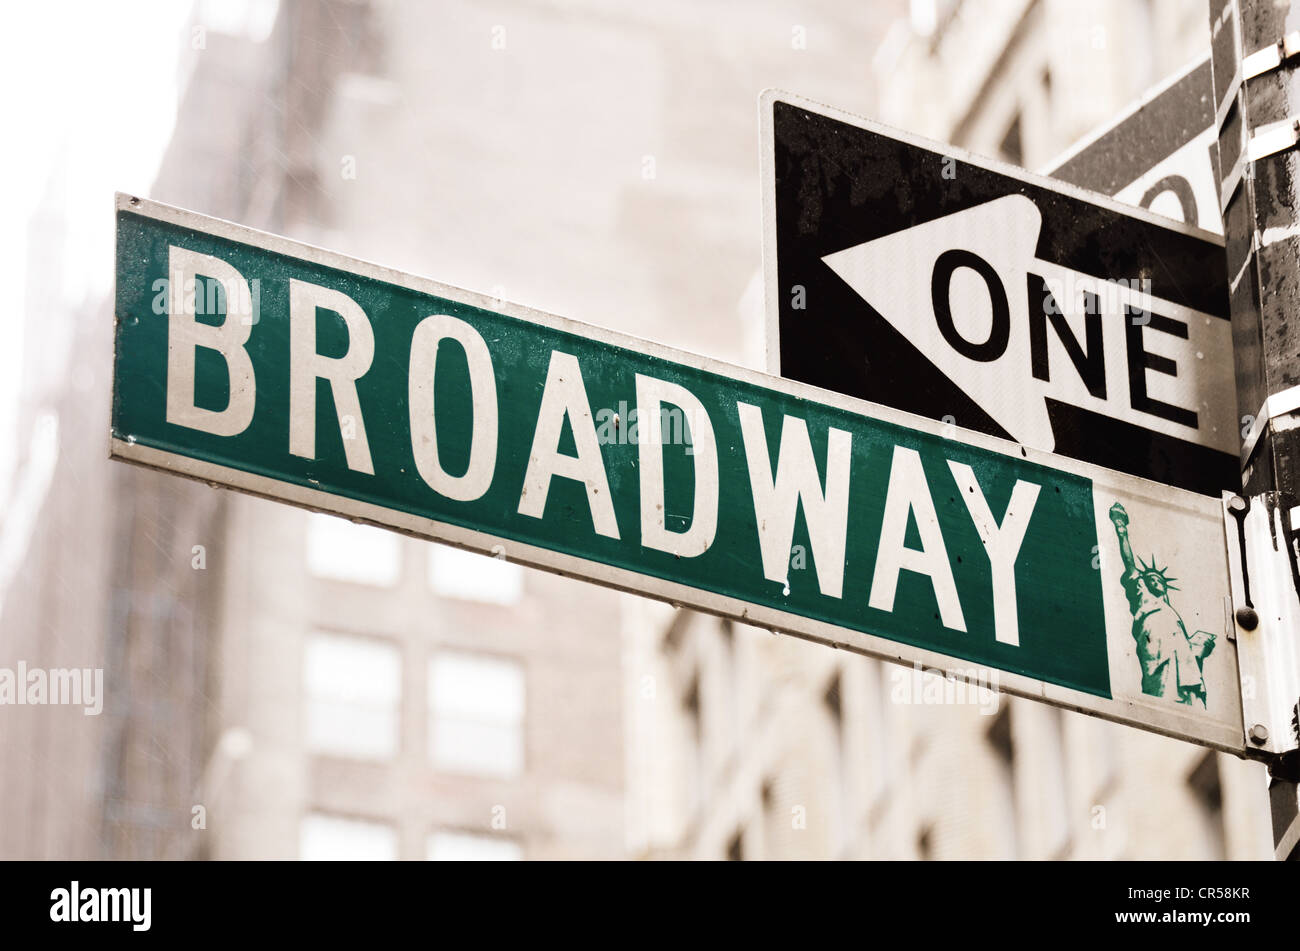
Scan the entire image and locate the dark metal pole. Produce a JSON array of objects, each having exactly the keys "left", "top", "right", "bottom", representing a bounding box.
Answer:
[{"left": 1209, "top": 0, "right": 1300, "bottom": 860}]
